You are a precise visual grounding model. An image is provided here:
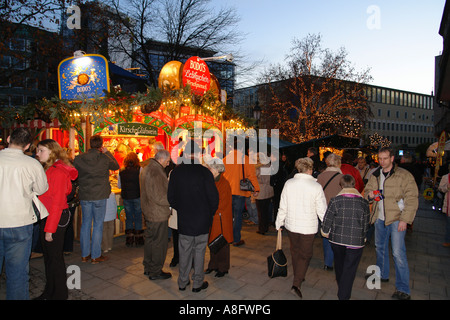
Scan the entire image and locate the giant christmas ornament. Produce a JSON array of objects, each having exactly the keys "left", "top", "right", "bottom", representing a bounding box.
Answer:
[{"left": 158, "top": 61, "right": 183, "bottom": 92}]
